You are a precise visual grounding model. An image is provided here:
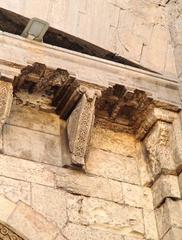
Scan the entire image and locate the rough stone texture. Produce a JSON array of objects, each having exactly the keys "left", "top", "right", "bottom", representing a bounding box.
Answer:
[
  {"left": 8, "top": 202, "right": 59, "bottom": 240},
  {"left": 86, "top": 148, "right": 140, "bottom": 185},
  {"left": 62, "top": 223, "right": 125, "bottom": 240},
  {"left": 67, "top": 196, "right": 145, "bottom": 237},
  {"left": 0, "top": 176, "right": 31, "bottom": 204},
  {"left": 0, "top": 0, "right": 177, "bottom": 75},
  {"left": 155, "top": 199, "right": 182, "bottom": 239},
  {"left": 162, "top": 227, "right": 182, "bottom": 240},
  {"left": 56, "top": 168, "right": 123, "bottom": 204},
  {"left": 3, "top": 124, "right": 62, "bottom": 166},
  {"left": 0, "top": 195, "right": 16, "bottom": 222},
  {"left": 7, "top": 103, "right": 61, "bottom": 135},
  {"left": 0, "top": 154, "right": 55, "bottom": 187},
  {"left": 152, "top": 175, "right": 181, "bottom": 208},
  {"left": 31, "top": 184, "right": 67, "bottom": 229},
  {"left": 90, "top": 127, "right": 136, "bottom": 157},
  {"left": 143, "top": 209, "right": 159, "bottom": 240}
]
